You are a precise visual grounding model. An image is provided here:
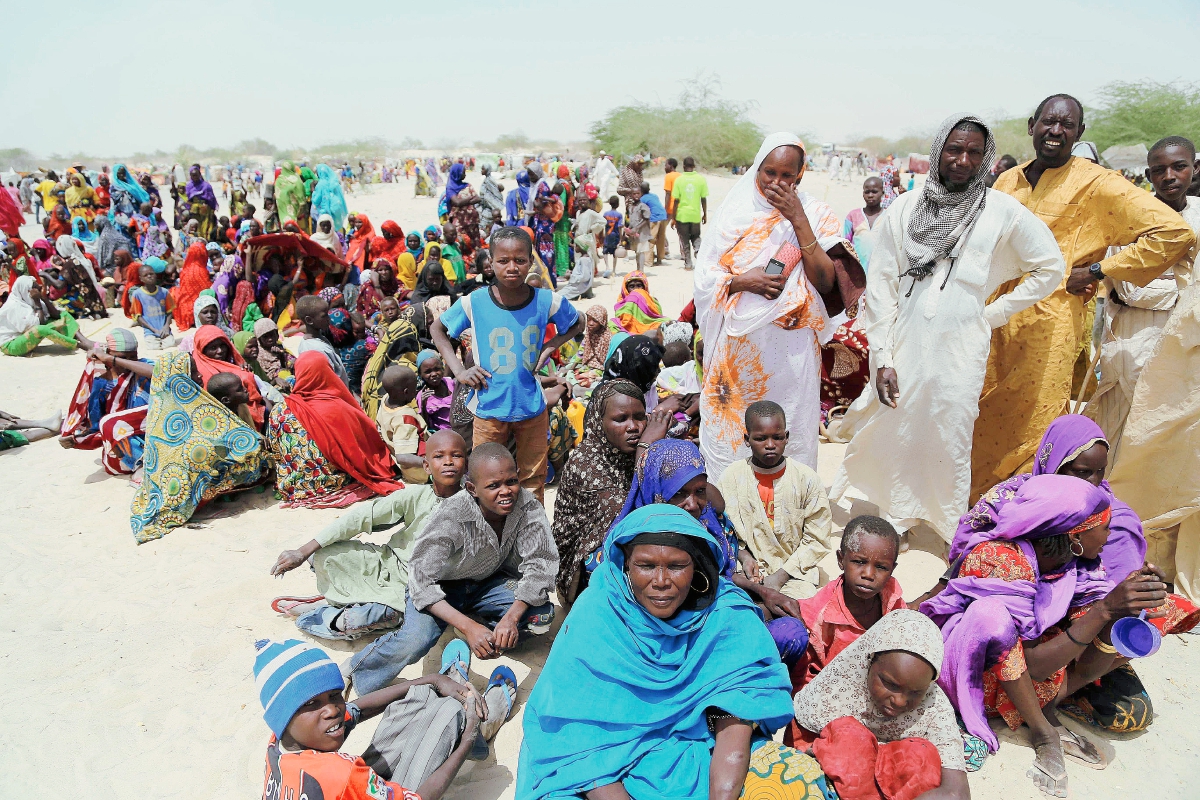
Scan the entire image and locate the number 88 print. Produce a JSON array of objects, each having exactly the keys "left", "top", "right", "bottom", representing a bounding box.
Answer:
[{"left": 488, "top": 325, "right": 541, "bottom": 375}]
